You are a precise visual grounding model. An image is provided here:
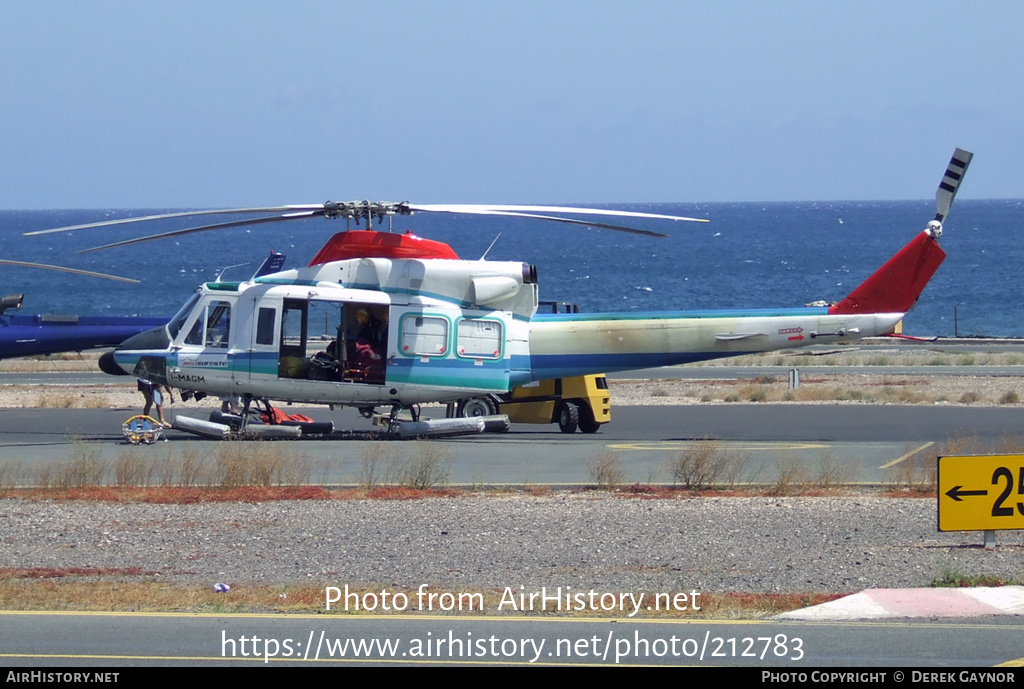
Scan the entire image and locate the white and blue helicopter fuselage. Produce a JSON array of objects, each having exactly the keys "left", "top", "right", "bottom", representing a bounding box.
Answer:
[{"left": 107, "top": 247, "right": 906, "bottom": 410}]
